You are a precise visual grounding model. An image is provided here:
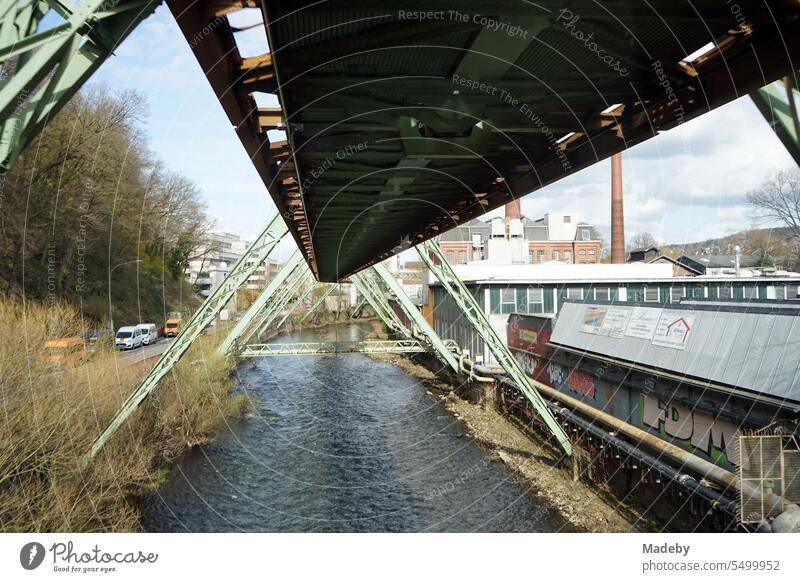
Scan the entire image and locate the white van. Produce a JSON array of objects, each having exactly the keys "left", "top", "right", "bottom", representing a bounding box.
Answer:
[
  {"left": 115, "top": 326, "right": 143, "bottom": 350},
  {"left": 137, "top": 323, "right": 158, "bottom": 345}
]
